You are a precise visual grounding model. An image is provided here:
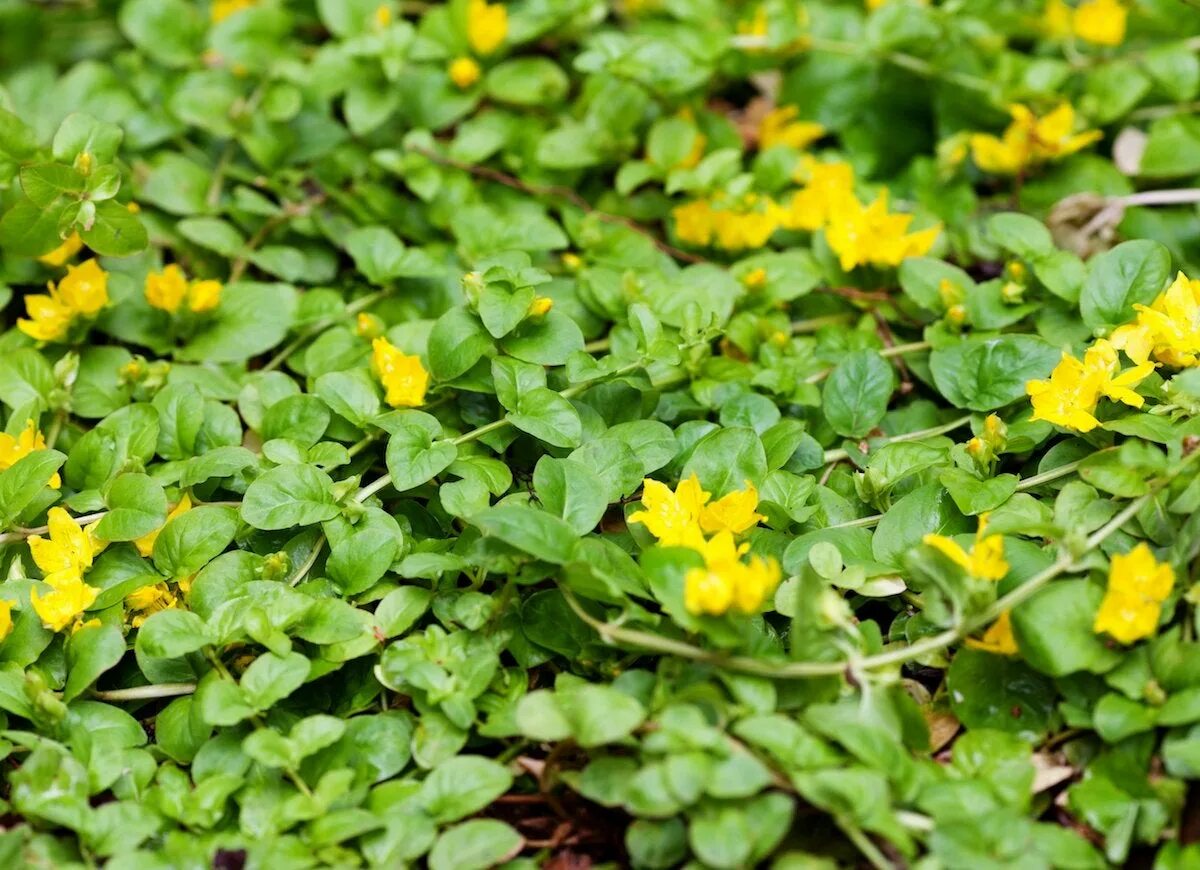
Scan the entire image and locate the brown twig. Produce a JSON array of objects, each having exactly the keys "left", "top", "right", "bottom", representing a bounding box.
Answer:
[
  {"left": 872, "top": 310, "right": 913, "bottom": 394},
  {"left": 407, "top": 145, "right": 708, "bottom": 265}
]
